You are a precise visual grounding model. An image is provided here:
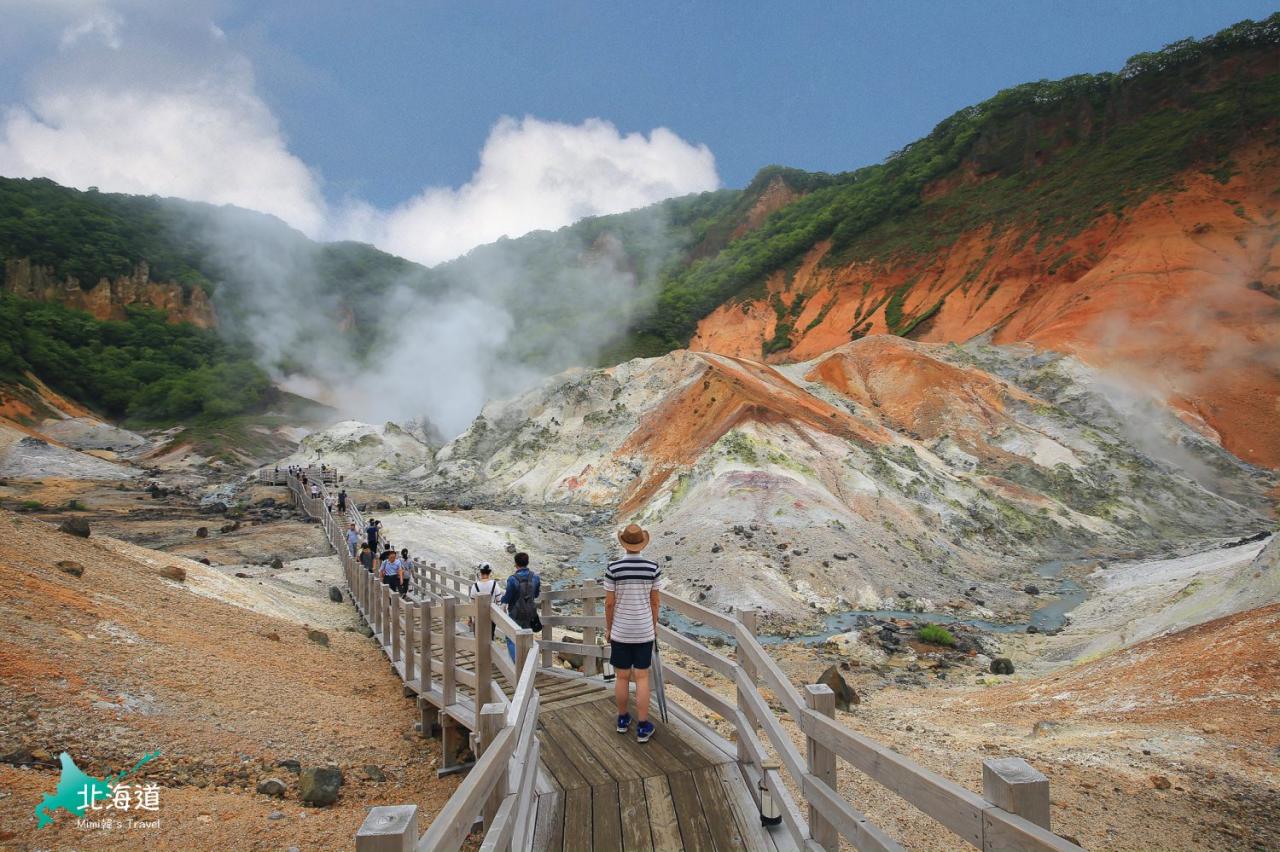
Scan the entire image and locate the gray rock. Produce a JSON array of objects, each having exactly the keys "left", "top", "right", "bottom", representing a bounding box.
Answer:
[
  {"left": 56, "top": 560, "right": 85, "bottom": 578},
  {"left": 307, "top": 629, "right": 330, "bottom": 647},
  {"left": 267, "top": 810, "right": 285, "bottom": 820},
  {"left": 1024, "top": 584, "right": 1040, "bottom": 596},
  {"left": 328, "top": 586, "right": 343, "bottom": 603},
  {"left": 160, "top": 565, "right": 186, "bottom": 582},
  {"left": 357, "top": 624, "right": 375, "bottom": 638},
  {"left": 270, "top": 557, "right": 285, "bottom": 571},
  {"left": 299, "top": 766, "right": 342, "bottom": 806},
  {"left": 360, "top": 764, "right": 386, "bottom": 782},
  {"left": 276, "top": 759, "right": 301, "bottom": 774},
  {"left": 195, "top": 527, "right": 209, "bottom": 539},
  {"left": 816, "top": 665, "right": 859, "bottom": 711},
  {"left": 990, "top": 657, "right": 1015, "bottom": 675},
  {"left": 256, "top": 778, "right": 287, "bottom": 797},
  {"left": 57, "top": 517, "right": 91, "bottom": 538},
  {"left": 711, "top": 544, "right": 722, "bottom": 554}
]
